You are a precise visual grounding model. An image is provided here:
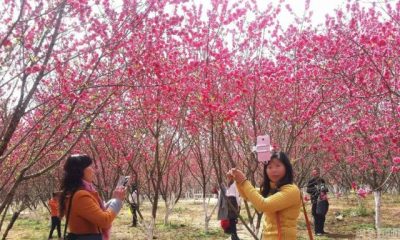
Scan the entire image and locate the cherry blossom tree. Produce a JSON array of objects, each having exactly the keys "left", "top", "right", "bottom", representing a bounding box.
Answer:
[
  {"left": 1, "top": 0, "right": 399, "bottom": 238},
  {"left": 0, "top": 0, "right": 155, "bottom": 238}
]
